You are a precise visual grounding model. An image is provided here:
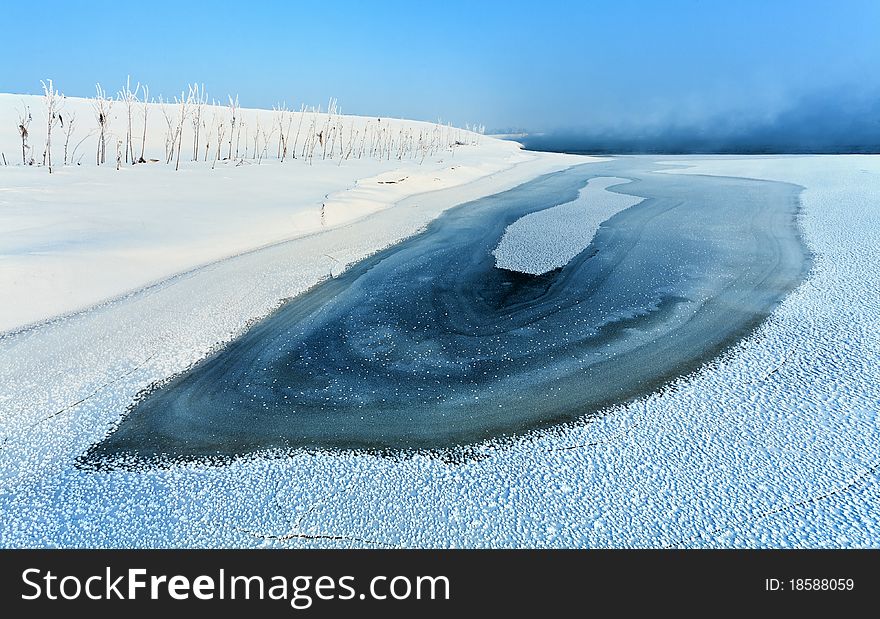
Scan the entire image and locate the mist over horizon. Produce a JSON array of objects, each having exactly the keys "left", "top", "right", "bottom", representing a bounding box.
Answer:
[{"left": 515, "top": 86, "right": 880, "bottom": 154}]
